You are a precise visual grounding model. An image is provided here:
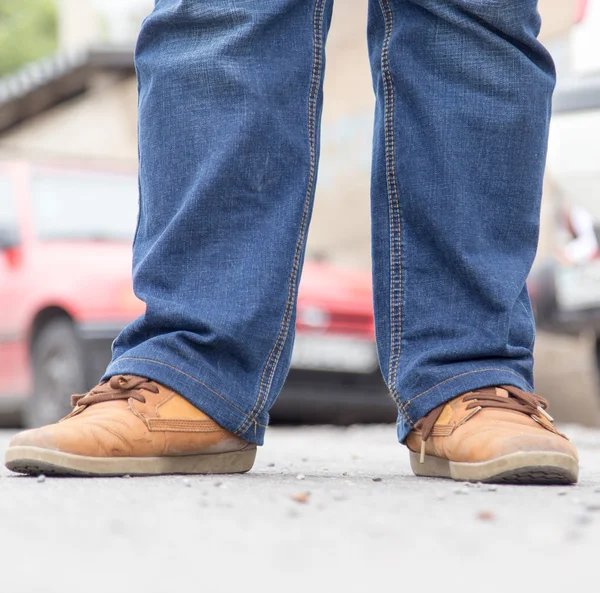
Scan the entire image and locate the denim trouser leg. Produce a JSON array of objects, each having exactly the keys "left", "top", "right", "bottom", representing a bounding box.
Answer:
[
  {"left": 105, "top": 0, "right": 334, "bottom": 444},
  {"left": 106, "top": 0, "right": 554, "bottom": 446},
  {"left": 367, "top": 0, "right": 555, "bottom": 441}
]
